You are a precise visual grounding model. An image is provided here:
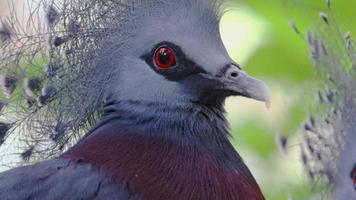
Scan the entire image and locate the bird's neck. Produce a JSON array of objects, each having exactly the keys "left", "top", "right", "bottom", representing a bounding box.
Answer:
[
  {"left": 64, "top": 99, "right": 265, "bottom": 200},
  {"left": 93, "top": 99, "right": 239, "bottom": 160}
]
